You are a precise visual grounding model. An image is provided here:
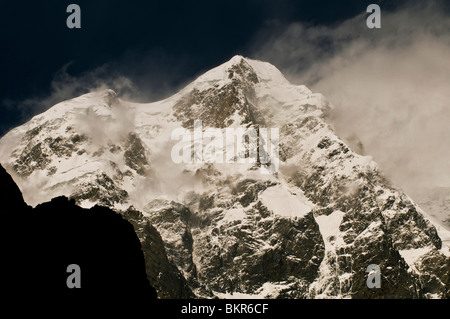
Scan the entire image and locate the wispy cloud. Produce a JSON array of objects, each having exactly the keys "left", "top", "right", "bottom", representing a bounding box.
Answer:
[
  {"left": 0, "top": 62, "right": 137, "bottom": 139},
  {"left": 250, "top": 0, "right": 450, "bottom": 193},
  {"left": 2, "top": 48, "right": 201, "bottom": 136}
]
